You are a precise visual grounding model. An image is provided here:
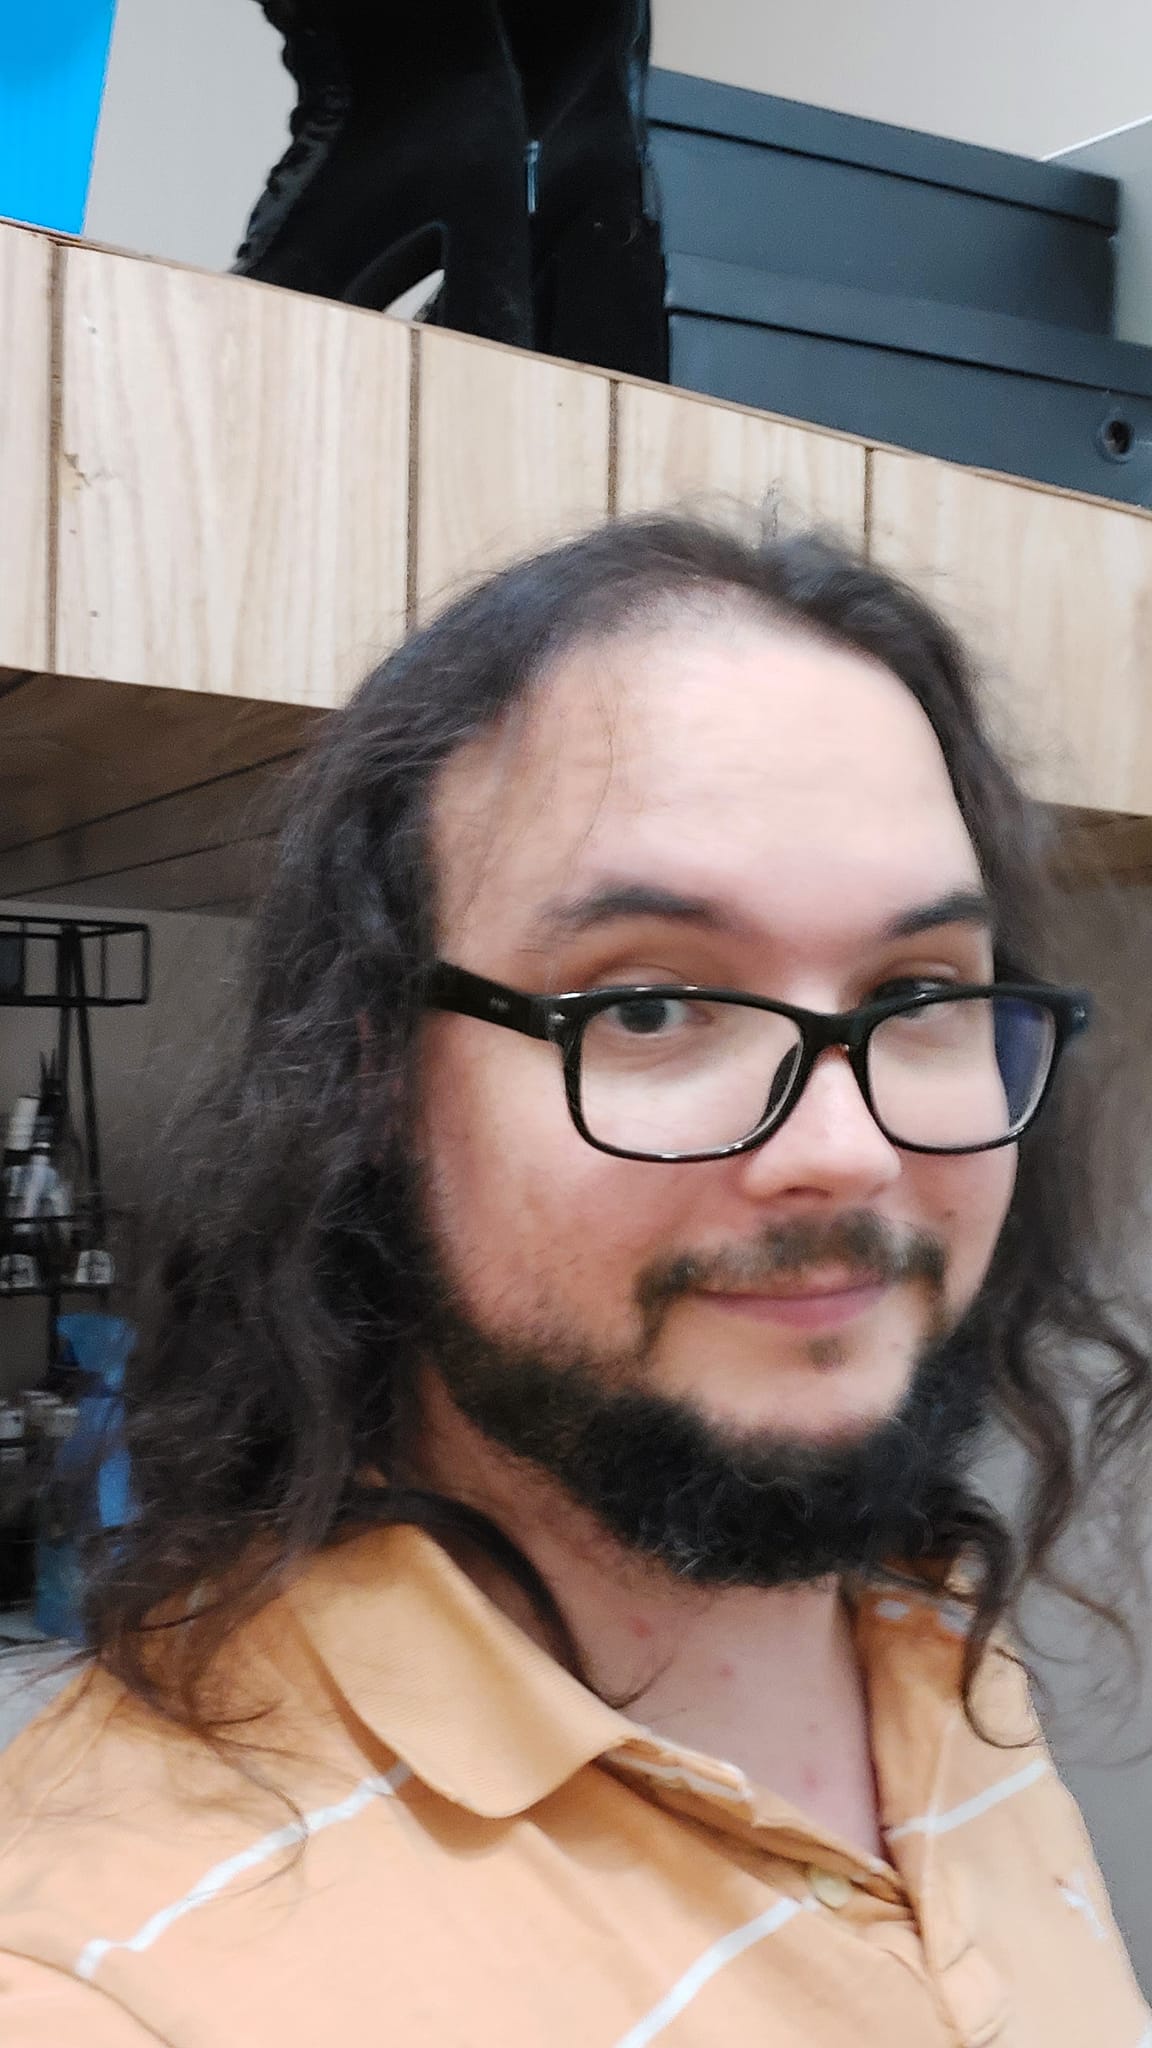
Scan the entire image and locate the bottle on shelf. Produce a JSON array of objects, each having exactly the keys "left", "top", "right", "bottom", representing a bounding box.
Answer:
[
  {"left": 0, "top": 1058, "right": 92, "bottom": 1296},
  {"left": 0, "top": 1095, "right": 41, "bottom": 1292},
  {"left": 33, "top": 1399, "right": 85, "bottom": 1641}
]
